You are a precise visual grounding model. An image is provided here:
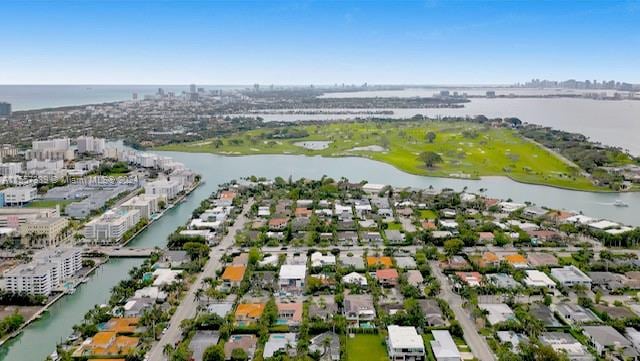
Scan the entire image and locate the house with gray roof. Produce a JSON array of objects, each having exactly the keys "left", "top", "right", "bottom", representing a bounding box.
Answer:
[
  {"left": 394, "top": 256, "right": 417, "bottom": 269},
  {"left": 582, "top": 325, "right": 638, "bottom": 359},
  {"left": 485, "top": 273, "right": 521, "bottom": 289},
  {"left": 551, "top": 302, "right": 601, "bottom": 325},
  {"left": 309, "top": 332, "right": 340, "bottom": 361},
  {"left": 540, "top": 332, "right": 594, "bottom": 361}
]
